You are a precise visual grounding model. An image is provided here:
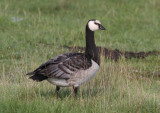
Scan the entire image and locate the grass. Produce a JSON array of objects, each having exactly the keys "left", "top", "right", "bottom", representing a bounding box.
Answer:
[{"left": 0, "top": 0, "right": 160, "bottom": 112}]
